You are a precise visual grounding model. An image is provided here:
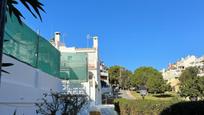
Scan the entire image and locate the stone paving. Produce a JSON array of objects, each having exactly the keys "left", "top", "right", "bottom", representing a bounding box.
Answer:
[{"left": 118, "top": 90, "right": 136, "bottom": 100}]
